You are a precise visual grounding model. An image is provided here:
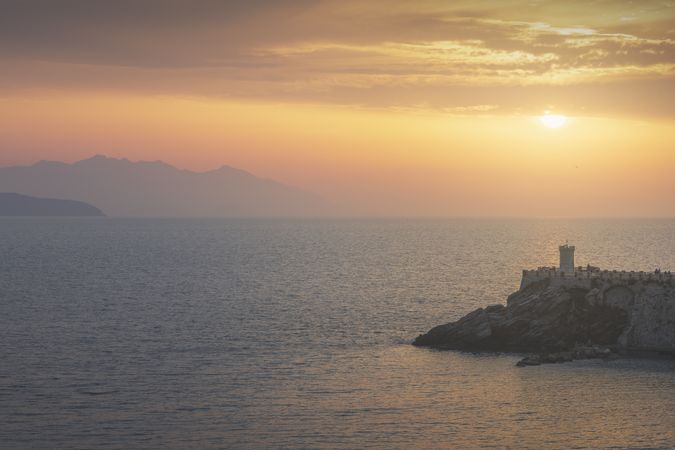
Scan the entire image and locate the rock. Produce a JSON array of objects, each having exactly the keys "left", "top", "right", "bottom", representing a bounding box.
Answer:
[
  {"left": 516, "top": 356, "right": 541, "bottom": 367},
  {"left": 413, "top": 281, "right": 628, "bottom": 353},
  {"left": 414, "top": 269, "right": 675, "bottom": 361},
  {"left": 516, "top": 348, "right": 618, "bottom": 367},
  {"left": 533, "top": 351, "right": 574, "bottom": 365},
  {"left": 572, "top": 345, "right": 619, "bottom": 361}
]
